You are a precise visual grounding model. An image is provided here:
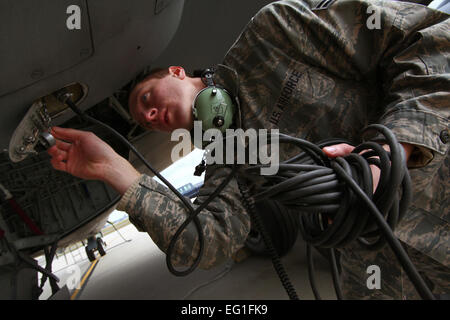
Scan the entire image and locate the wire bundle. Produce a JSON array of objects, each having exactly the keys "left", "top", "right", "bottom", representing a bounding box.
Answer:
[
  {"left": 246, "top": 125, "right": 412, "bottom": 249},
  {"left": 244, "top": 124, "right": 435, "bottom": 300}
]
